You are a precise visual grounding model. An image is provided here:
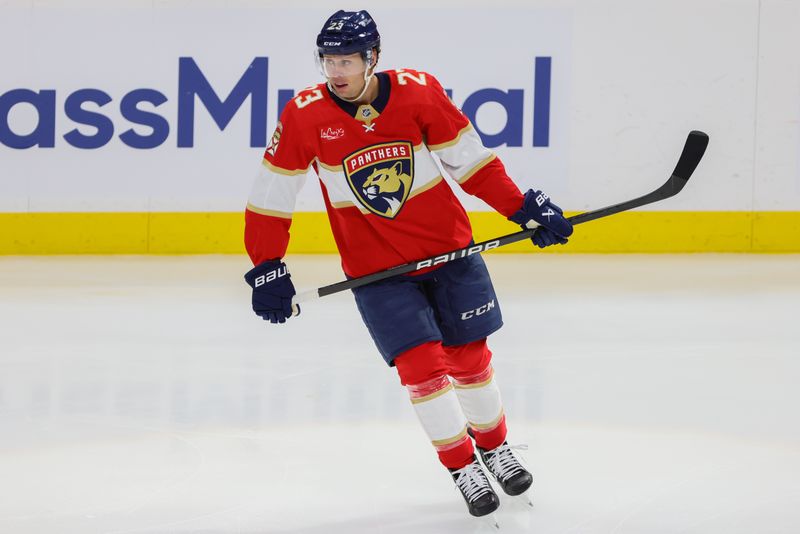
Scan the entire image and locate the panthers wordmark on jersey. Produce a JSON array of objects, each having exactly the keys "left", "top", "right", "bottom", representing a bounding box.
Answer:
[{"left": 245, "top": 69, "right": 524, "bottom": 278}]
